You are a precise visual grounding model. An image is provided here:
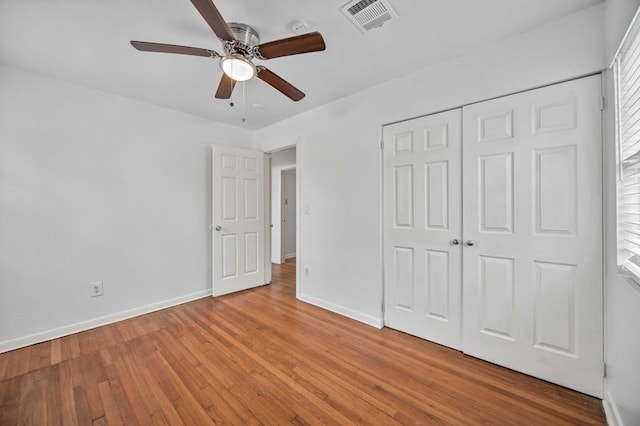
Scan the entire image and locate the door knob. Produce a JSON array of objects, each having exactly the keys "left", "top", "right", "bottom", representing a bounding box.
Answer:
[
  {"left": 452, "top": 239, "right": 460, "bottom": 245},
  {"left": 466, "top": 240, "right": 475, "bottom": 246},
  {"left": 215, "top": 225, "right": 222, "bottom": 231}
]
